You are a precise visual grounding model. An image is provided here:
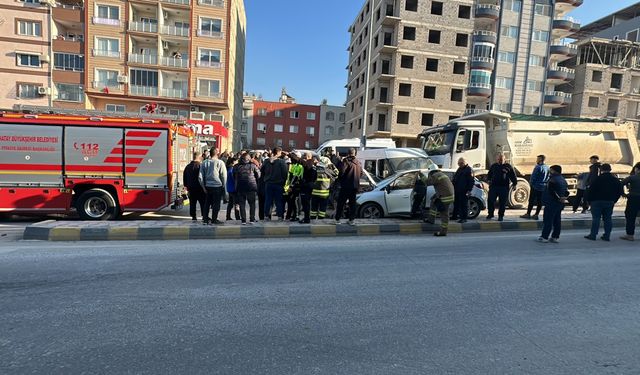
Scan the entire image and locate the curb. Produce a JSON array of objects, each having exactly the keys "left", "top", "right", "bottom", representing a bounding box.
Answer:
[{"left": 22, "top": 218, "right": 628, "bottom": 242}]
